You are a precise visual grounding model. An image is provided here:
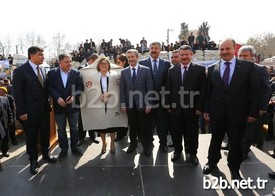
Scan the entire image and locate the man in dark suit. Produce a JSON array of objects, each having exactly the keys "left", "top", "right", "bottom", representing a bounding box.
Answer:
[
  {"left": 203, "top": 38, "right": 260, "bottom": 180},
  {"left": 139, "top": 42, "right": 171, "bottom": 152},
  {"left": 166, "top": 45, "right": 206, "bottom": 164},
  {"left": 13, "top": 46, "right": 57, "bottom": 175},
  {"left": 48, "top": 54, "right": 84, "bottom": 161},
  {"left": 77, "top": 53, "right": 99, "bottom": 146},
  {"left": 237, "top": 45, "right": 270, "bottom": 159},
  {"left": 120, "top": 49, "right": 153, "bottom": 156},
  {"left": 0, "top": 92, "right": 13, "bottom": 157}
]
